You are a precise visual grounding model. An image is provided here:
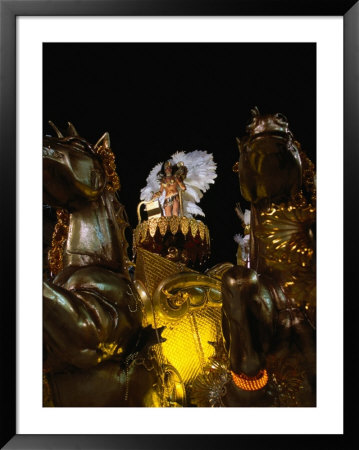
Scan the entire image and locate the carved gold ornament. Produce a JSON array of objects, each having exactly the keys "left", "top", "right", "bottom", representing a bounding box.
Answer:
[
  {"left": 48, "top": 208, "right": 70, "bottom": 276},
  {"left": 96, "top": 341, "right": 124, "bottom": 363},
  {"left": 94, "top": 132, "right": 120, "bottom": 193},
  {"left": 133, "top": 217, "right": 210, "bottom": 249},
  {"left": 255, "top": 202, "right": 315, "bottom": 269}
]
